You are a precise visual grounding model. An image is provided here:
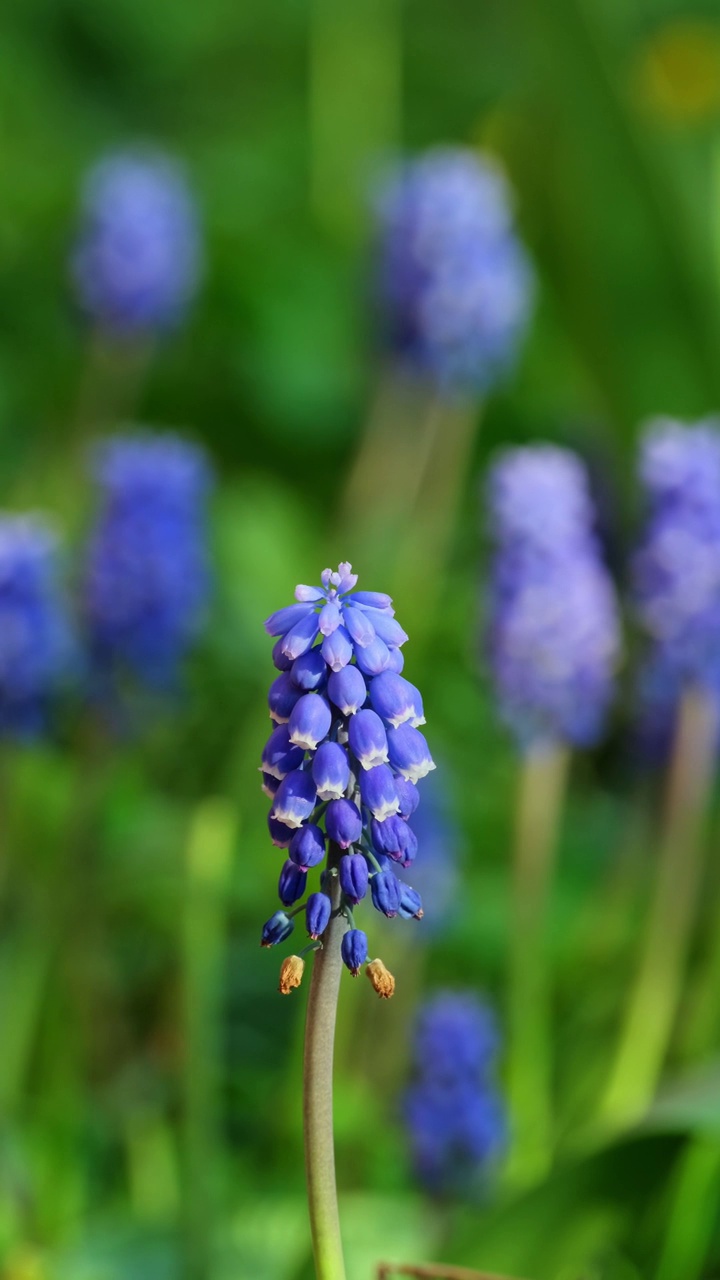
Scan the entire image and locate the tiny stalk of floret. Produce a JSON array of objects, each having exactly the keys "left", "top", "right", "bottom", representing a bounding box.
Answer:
[
  {"left": 303, "top": 838, "right": 348, "bottom": 1280},
  {"left": 506, "top": 739, "right": 569, "bottom": 1188},
  {"left": 600, "top": 685, "right": 717, "bottom": 1129}
]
